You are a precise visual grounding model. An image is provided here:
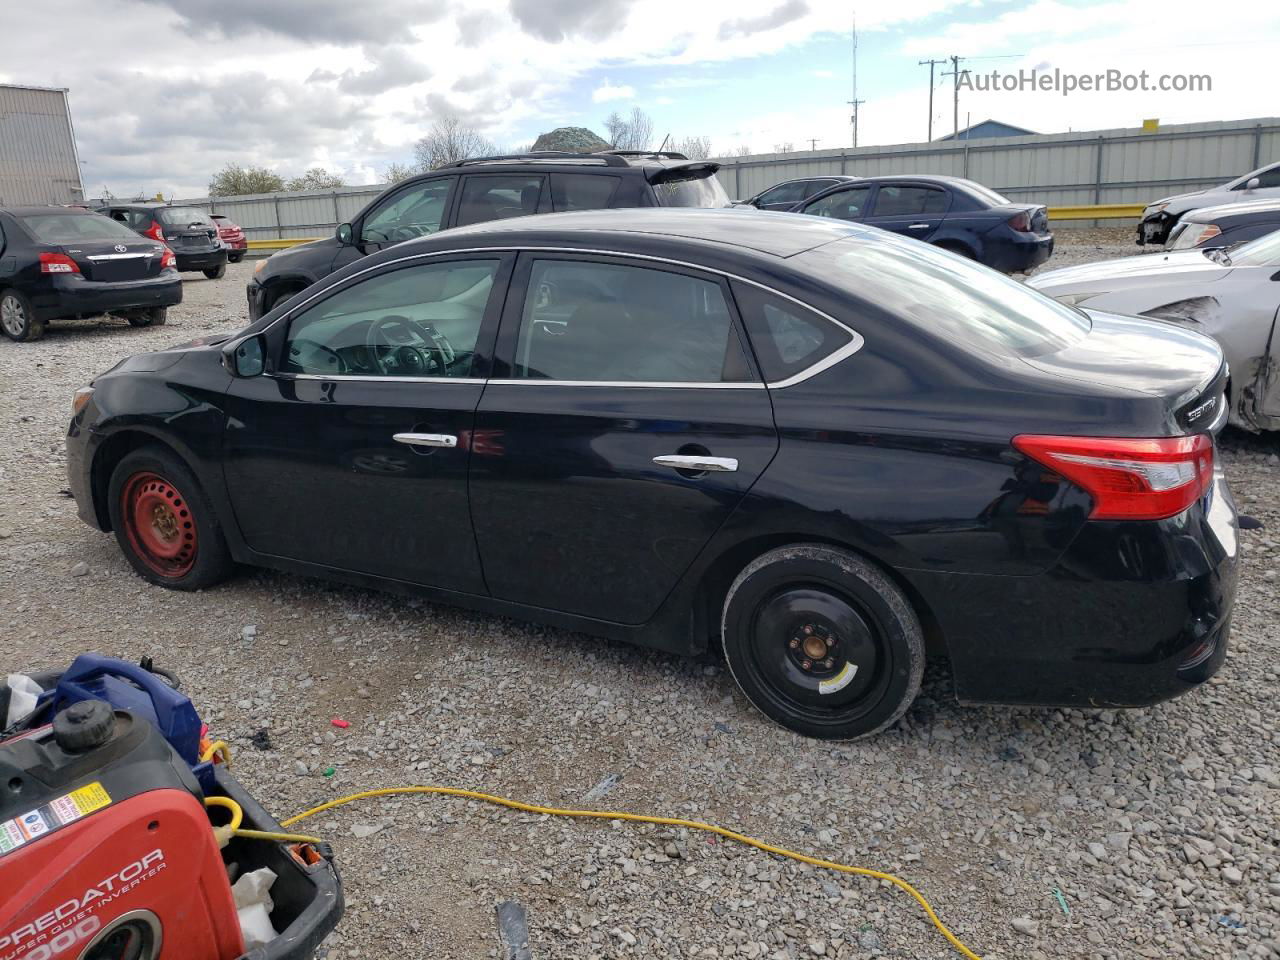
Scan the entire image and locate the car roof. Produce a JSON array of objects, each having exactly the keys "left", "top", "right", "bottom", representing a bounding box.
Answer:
[
  {"left": 413, "top": 207, "right": 867, "bottom": 259},
  {"left": 1, "top": 206, "right": 100, "bottom": 217}
]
